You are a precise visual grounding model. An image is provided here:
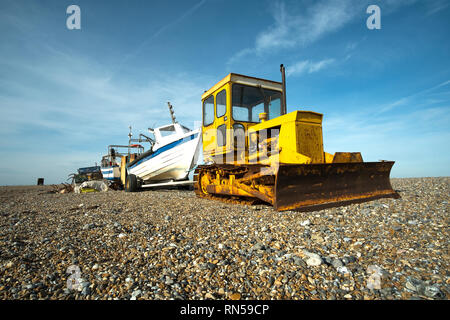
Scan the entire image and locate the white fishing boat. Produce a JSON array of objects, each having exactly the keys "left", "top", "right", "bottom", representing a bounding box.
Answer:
[
  {"left": 124, "top": 103, "right": 201, "bottom": 191},
  {"left": 126, "top": 124, "right": 200, "bottom": 185}
]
